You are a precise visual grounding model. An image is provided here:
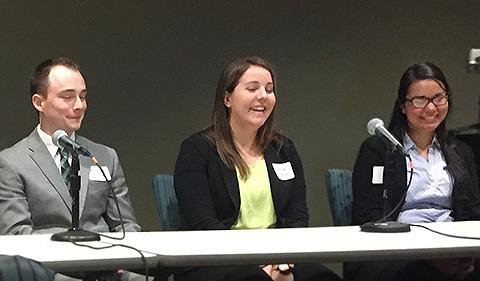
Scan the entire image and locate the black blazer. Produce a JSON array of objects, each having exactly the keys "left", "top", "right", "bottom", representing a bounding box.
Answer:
[
  {"left": 174, "top": 133, "right": 309, "bottom": 230},
  {"left": 352, "top": 136, "right": 480, "bottom": 225}
]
